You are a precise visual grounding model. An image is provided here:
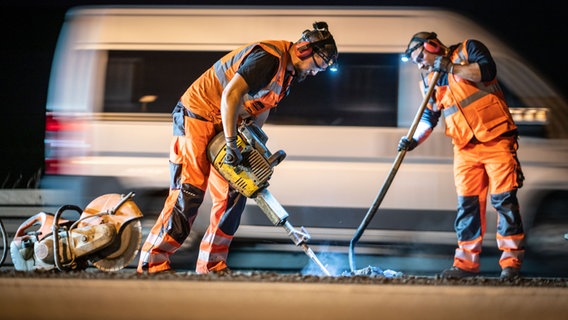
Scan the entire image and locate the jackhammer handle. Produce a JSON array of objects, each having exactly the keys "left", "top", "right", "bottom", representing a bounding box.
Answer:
[{"left": 348, "top": 71, "right": 440, "bottom": 271}]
